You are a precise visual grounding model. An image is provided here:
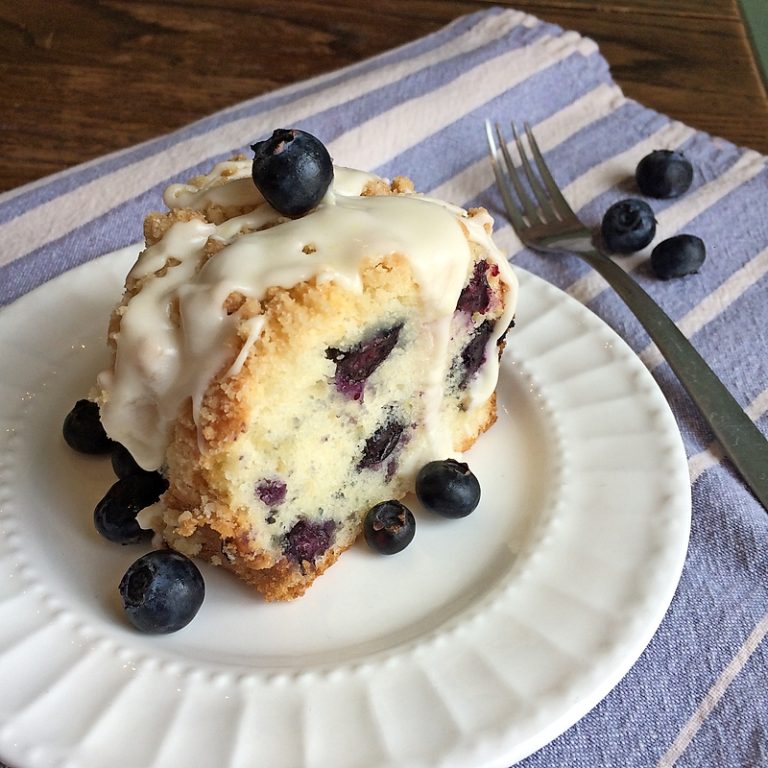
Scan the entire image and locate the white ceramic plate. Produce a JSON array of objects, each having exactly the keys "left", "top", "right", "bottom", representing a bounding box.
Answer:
[{"left": 0, "top": 246, "right": 690, "bottom": 768}]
